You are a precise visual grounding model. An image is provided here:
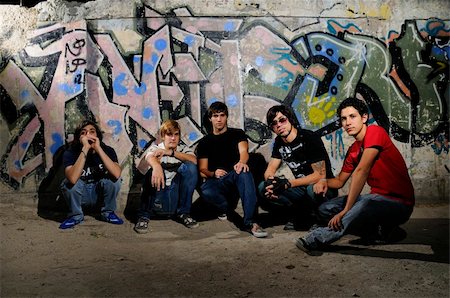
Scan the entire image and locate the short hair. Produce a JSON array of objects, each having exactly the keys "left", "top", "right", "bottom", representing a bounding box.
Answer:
[
  {"left": 207, "top": 101, "right": 228, "bottom": 119},
  {"left": 266, "top": 105, "right": 298, "bottom": 129},
  {"left": 159, "top": 119, "right": 180, "bottom": 138},
  {"left": 73, "top": 119, "right": 103, "bottom": 144},
  {"left": 337, "top": 97, "right": 369, "bottom": 118}
]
